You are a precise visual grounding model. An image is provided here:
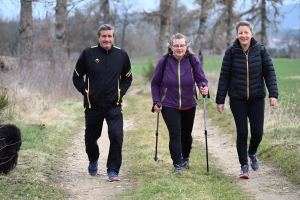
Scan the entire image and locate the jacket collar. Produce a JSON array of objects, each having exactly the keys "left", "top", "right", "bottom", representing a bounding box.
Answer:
[
  {"left": 98, "top": 43, "right": 114, "bottom": 53},
  {"left": 233, "top": 37, "right": 258, "bottom": 49}
]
